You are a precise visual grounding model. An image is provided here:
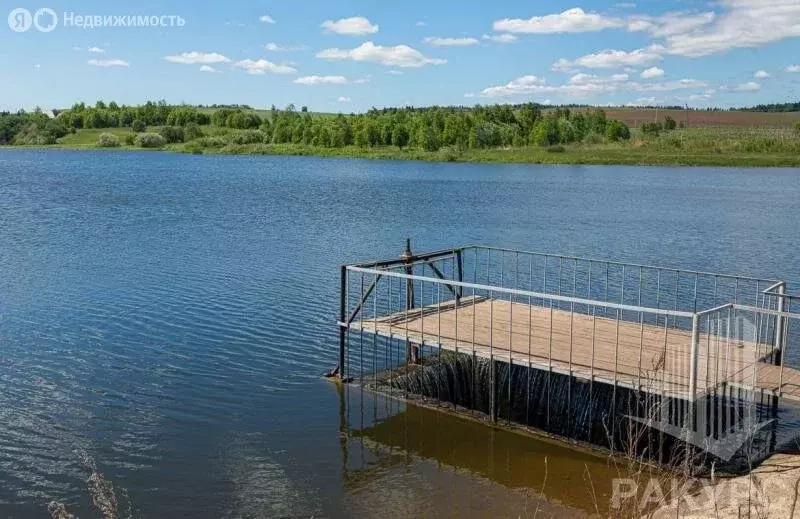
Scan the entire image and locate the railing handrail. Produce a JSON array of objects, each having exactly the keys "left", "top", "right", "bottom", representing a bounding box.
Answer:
[
  {"left": 470, "top": 245, "right": 781, "bottom": 284},
  {"left": 346, "top": 265, "right": 696, "bottom": 318}
]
